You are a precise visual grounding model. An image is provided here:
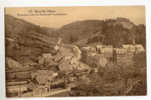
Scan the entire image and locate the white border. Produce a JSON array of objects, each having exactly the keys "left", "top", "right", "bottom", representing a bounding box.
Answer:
[{"left": 0, "top": 0, "right": 151, "bottom": 100}]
